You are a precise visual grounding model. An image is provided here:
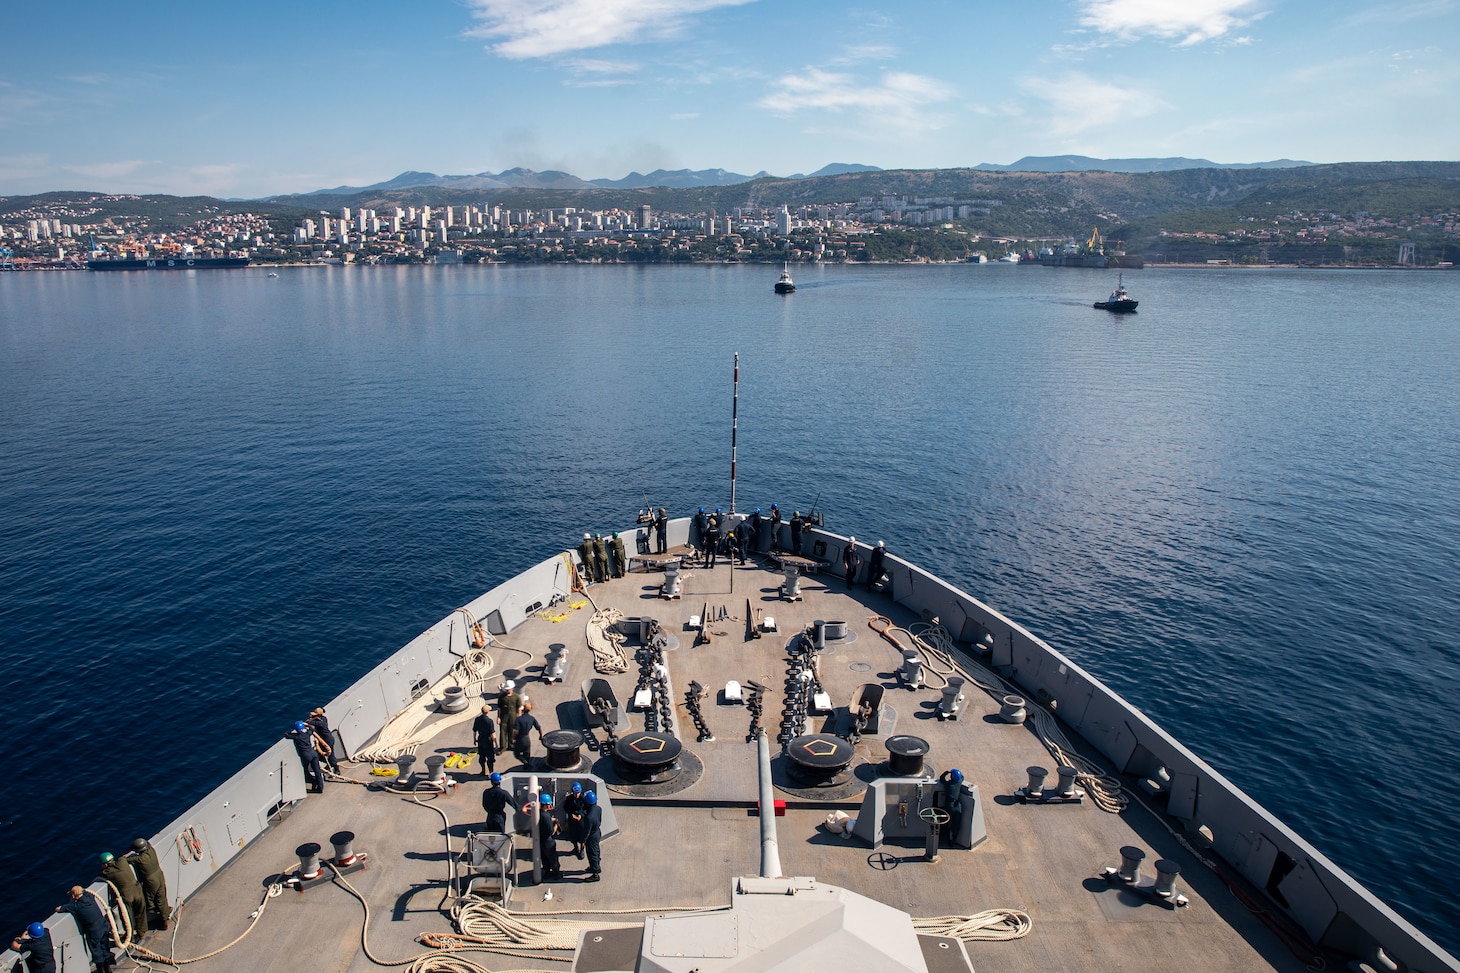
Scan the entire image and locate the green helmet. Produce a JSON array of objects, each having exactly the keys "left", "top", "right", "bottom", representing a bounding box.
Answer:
[{"left": 100, "top": 852, "right": 114, "bottom": 864}]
